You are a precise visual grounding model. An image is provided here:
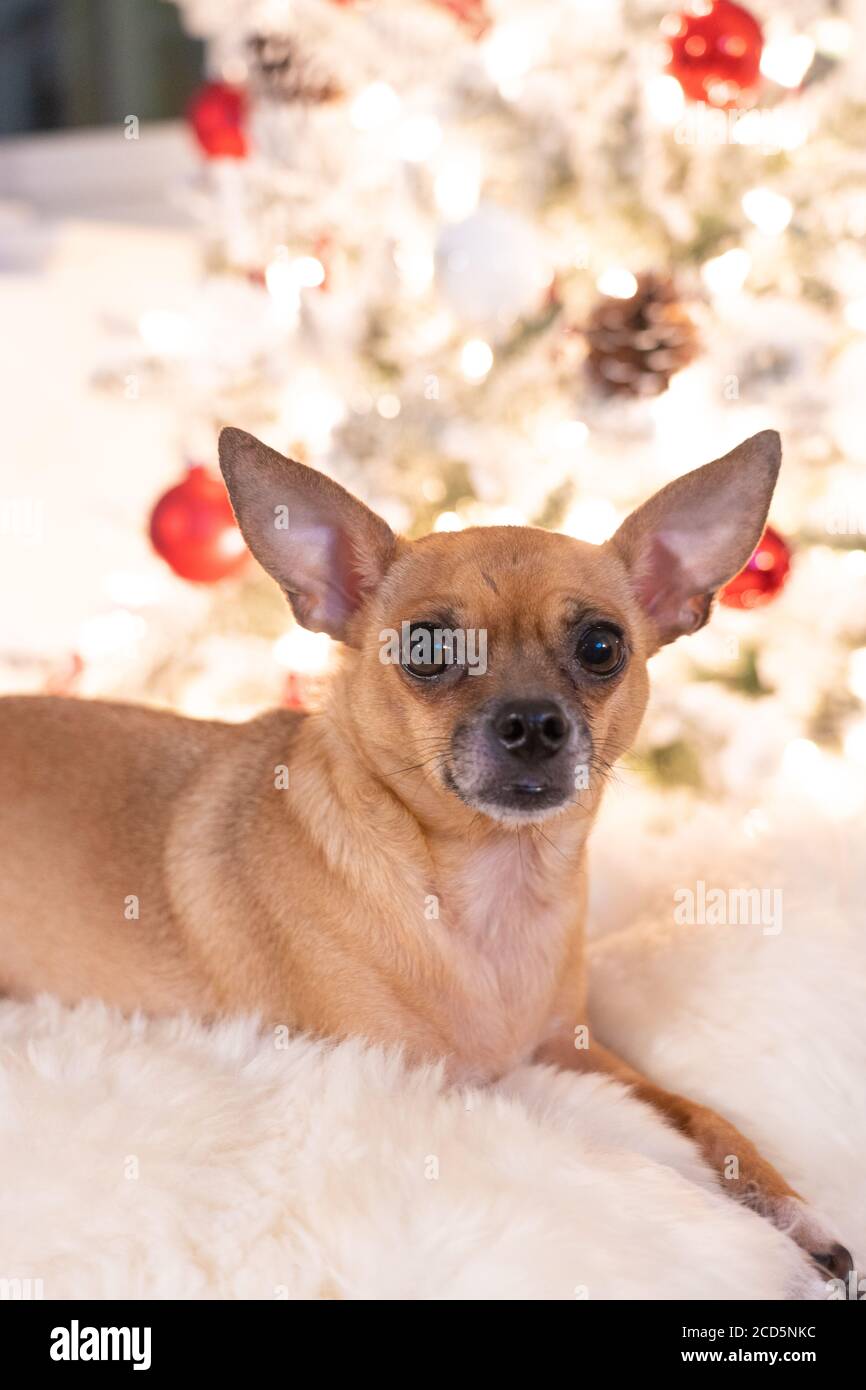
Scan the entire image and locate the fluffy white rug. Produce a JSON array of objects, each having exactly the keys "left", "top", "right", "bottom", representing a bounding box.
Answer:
[{"left": 0, "top": 789, "right": 862, "bottom": 1301}]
